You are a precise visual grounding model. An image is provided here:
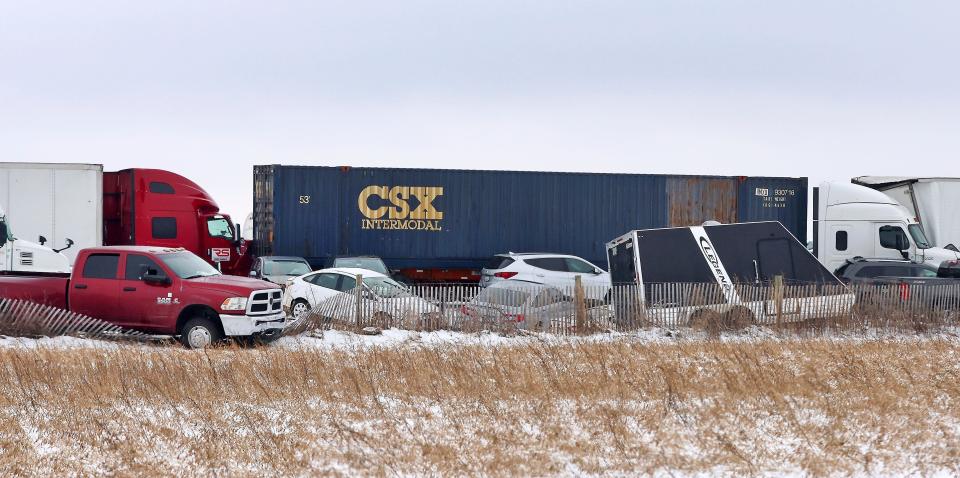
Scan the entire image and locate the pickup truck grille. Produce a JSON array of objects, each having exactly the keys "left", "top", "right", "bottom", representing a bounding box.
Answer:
[{"left": 247, "top": 289, "right": 282, "bottom": 315}]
